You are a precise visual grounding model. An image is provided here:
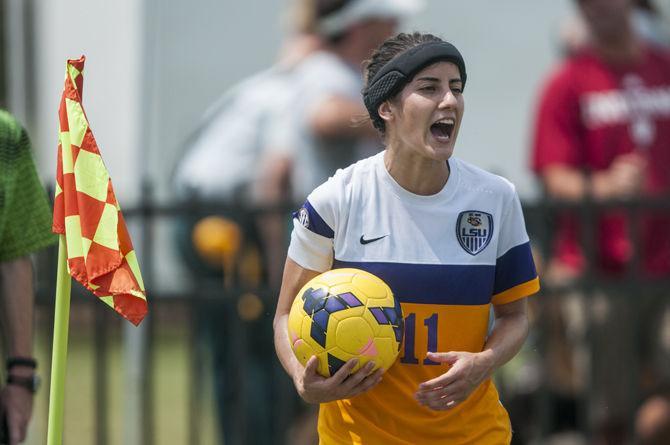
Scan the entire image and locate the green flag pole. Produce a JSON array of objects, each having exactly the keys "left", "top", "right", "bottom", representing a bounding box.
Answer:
[{"left": 47, "top": 235, "right": 72, "bottom": 445}]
